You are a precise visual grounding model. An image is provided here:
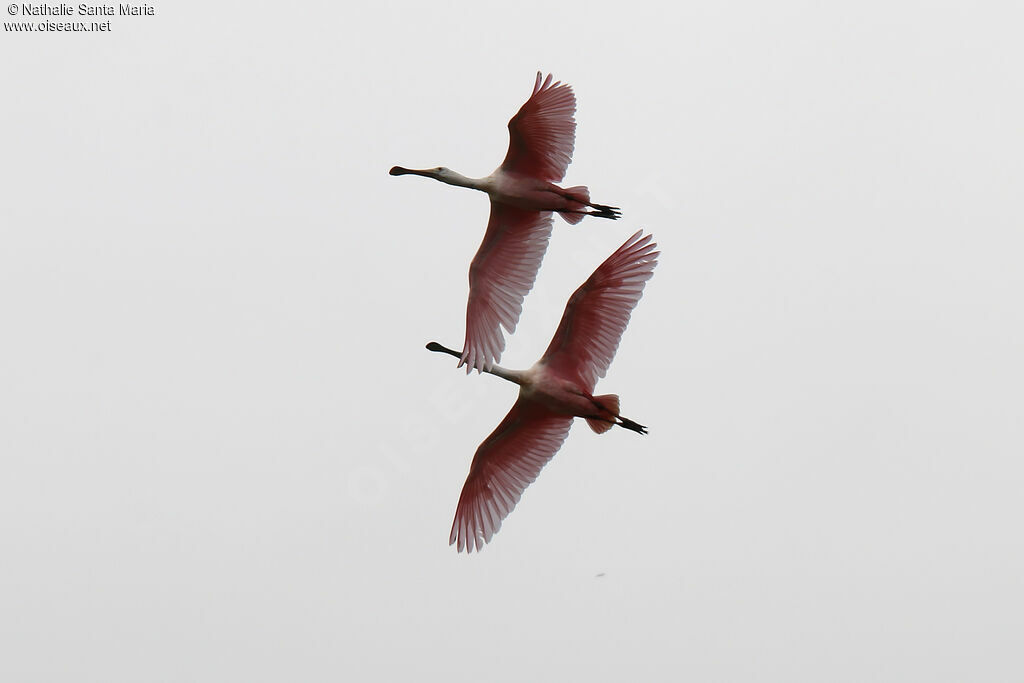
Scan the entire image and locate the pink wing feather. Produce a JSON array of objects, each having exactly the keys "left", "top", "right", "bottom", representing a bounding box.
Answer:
[
  {"left": 450, "top": 398, "right": 574, "bottom": 553},
  {"left": 460, "top": 203, "right": 554, "bottom": 373},
  {"left": 500, "top": 72, "right": 577, "bottom": 183},
  {"left": 540, "top": 231, "right": 659, "bottom": 390}
]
